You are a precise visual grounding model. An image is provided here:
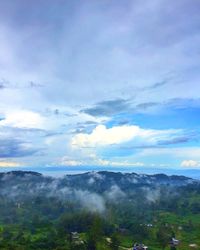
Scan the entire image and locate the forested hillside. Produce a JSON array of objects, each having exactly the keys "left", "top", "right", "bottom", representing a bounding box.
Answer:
[{"left": 0, "top": 171, "right": 199, "bottom": 250}]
